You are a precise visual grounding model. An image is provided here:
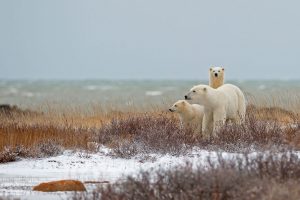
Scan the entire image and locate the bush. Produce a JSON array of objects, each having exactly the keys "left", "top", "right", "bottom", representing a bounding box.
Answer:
[
  {"left": 37, "top": 140, "right": 63, "bottom": 157},
  {"left": 74, "top": 152, "right": 300, "bottom": 200},
  {"left": 1, "top": 105, "right": 299, "bottom": 161},
  {"left": 0, "top": 147, "right": 18, "bottom": 163},
  {"left": 0, "top": 141, "right": 63, "bottom": 163},
  {"left": 94, "top": 111, "right": 299, "bottom": 158},
  {"left": 96, "top": 114, "right": 196, "bottom": 158}
]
